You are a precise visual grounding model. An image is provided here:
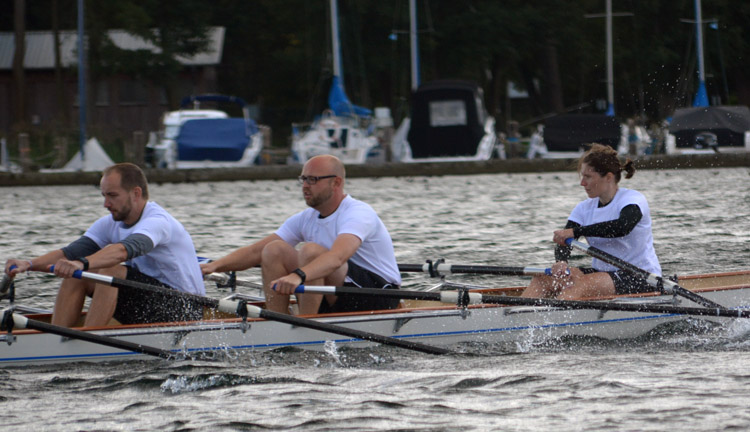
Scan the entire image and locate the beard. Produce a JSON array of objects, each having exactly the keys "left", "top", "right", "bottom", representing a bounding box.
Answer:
[
  {"left": 304, "top": 186, "right": 333, "bottom": 208},
  {"left": 110, "top": 200, "right": 133, "bottom": 222}
]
